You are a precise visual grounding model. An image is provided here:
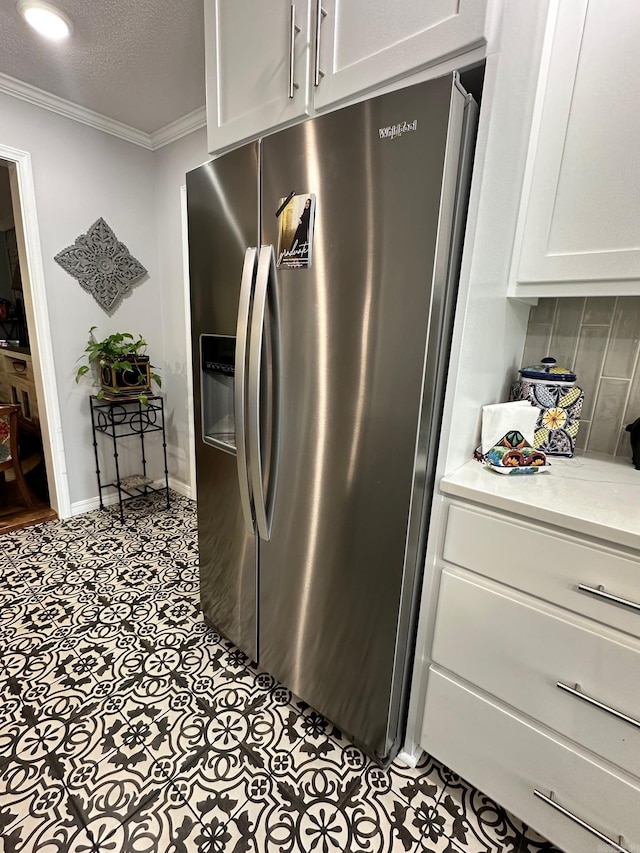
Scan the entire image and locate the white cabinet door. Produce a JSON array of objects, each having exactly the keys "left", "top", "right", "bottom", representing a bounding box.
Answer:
[
  {"left": 205, "top": 0, "right": 312, "bottom": 154},
  {"left": 422, "top": 668, "right": 640, "bottom": 853},
  {"left": 511, "top": 0, "right": 640, "bottom": 296},
  {"left": 313, "top": 0, "right": 488, "bottom": 111},
  {"left": 433, "top": 567, "right": 640, "bottom": 780}
]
